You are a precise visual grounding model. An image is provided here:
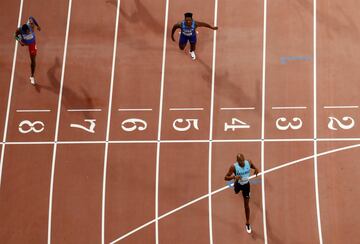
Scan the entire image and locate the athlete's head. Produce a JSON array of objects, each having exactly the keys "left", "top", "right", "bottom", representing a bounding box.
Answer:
[
  {"left": 21, "top": 24, "right": 30, "bottom": 34},
  {"left": 184, "top": 12, "right": 193, "bottom": 26},
  {"left": 237, "top": 153, "right": 245, "bottom": 166}
]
